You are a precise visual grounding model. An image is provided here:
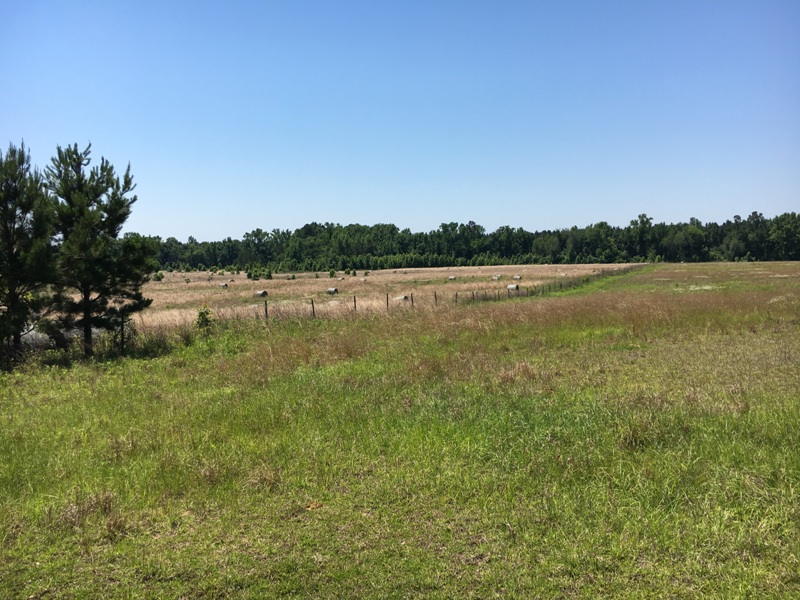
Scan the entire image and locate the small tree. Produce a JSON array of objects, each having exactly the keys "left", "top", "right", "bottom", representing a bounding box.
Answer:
[
  {"left": 45, "top": 144, "right": 157, "bottom": 357},
  {"left": 194, "top": 304, "right": 214, "bottom": 330},
  {"left": 0, "top": 142, "right": 55, "bottom": 355}
]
